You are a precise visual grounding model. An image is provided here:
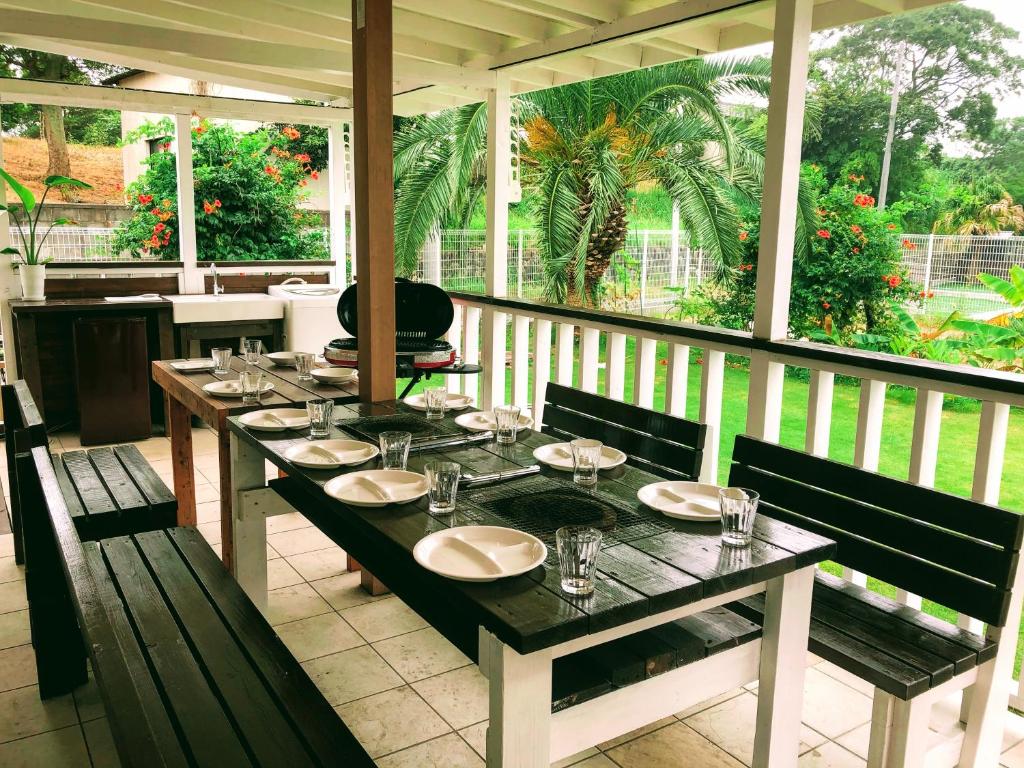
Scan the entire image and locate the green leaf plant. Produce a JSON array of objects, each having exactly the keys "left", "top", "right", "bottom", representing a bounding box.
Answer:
[{"left": 0, "top": 168, "right": 92, "bottom": 265}]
